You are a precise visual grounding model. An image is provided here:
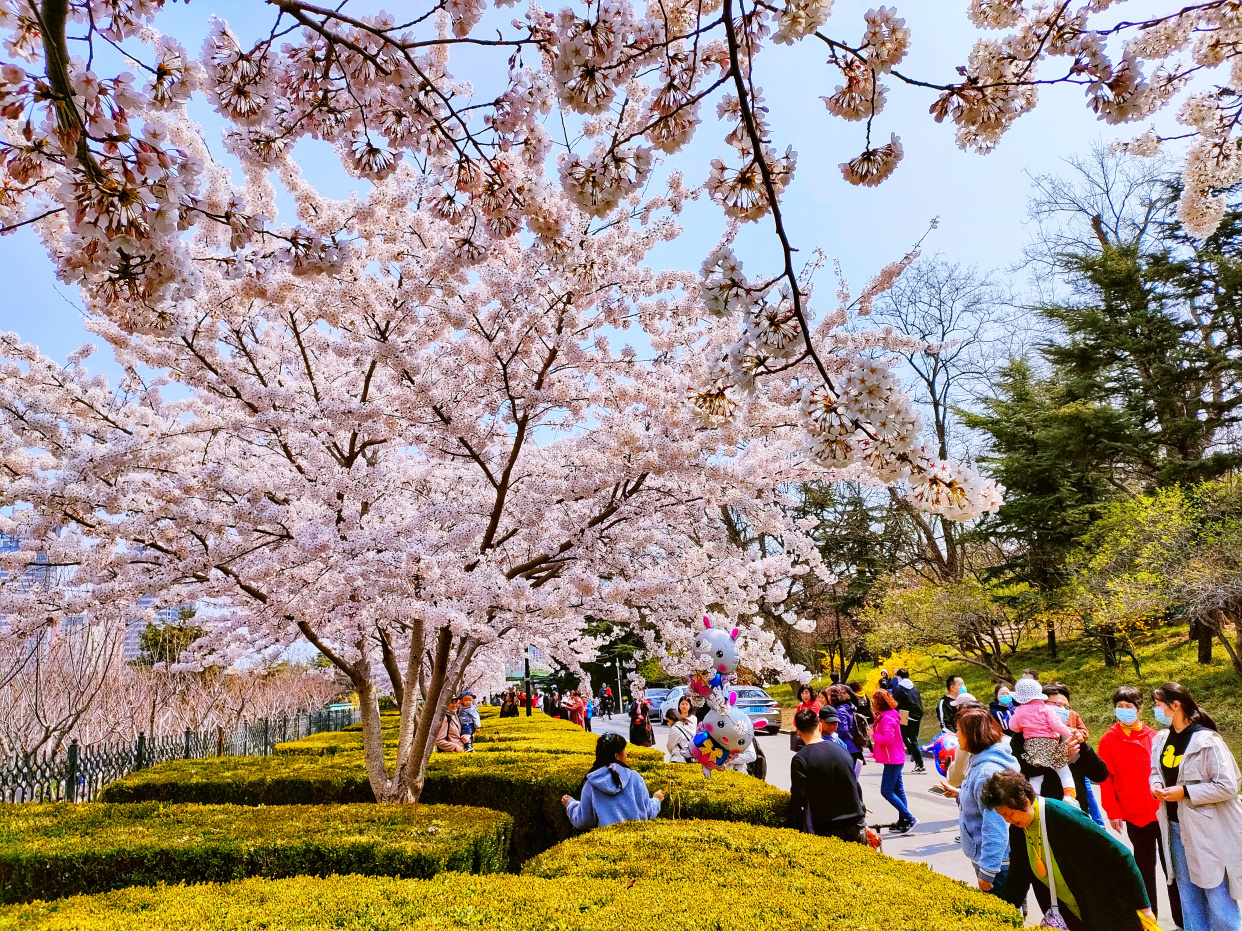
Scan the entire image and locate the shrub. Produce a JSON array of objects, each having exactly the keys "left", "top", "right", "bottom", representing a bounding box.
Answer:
[
  {"left": 99, "top": 756, "right": 375, "bottom": 806},
  {"left": 0, "top": 803, "right": 511, "bottom": 903},
  {"left": 523, "top": 820, "right": 1022, "bottom": 929},
  {"left": 276, "top": 709, "right": 598, "bottom": 757},
  {"left": 0, "top": 870, "right": 1021, "bottom": 931},
  {"left": 99, "top": 750, "right": 787, "bottom": 864}
]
